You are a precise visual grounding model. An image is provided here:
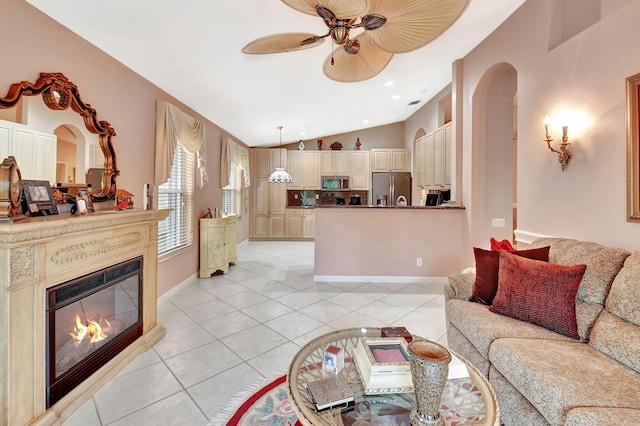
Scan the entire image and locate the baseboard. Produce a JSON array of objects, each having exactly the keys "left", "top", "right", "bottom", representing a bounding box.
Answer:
[
  {"left": 313, "top": 275, "right": 448, "bottom": 284},
  {"left": 158, "top": 272, "right": 198, "bottom": 304}
]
